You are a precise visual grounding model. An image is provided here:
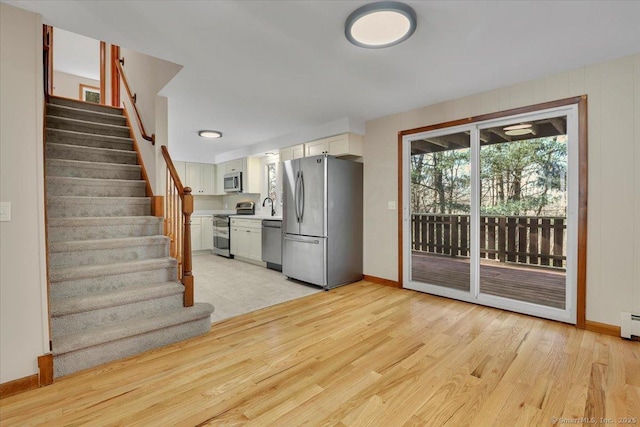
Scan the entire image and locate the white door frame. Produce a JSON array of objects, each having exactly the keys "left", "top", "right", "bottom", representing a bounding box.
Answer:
[{"left": 402, "top": 104, "right": 579, "bottom": 324}]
